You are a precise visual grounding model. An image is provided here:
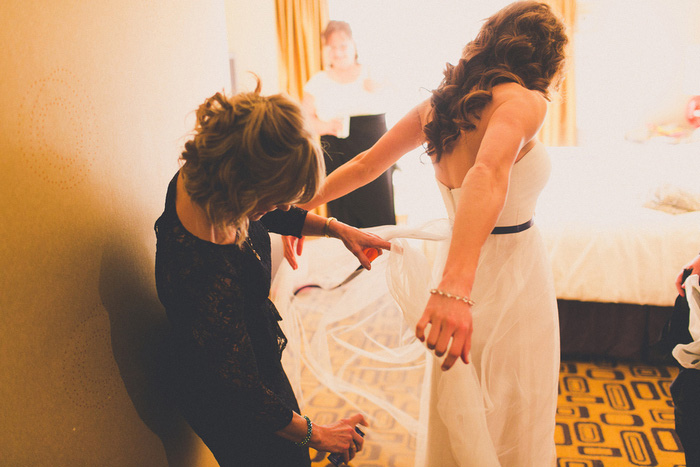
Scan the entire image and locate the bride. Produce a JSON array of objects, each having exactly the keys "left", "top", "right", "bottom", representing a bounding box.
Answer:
[{"left": 286, "top": 2, "right": 569, "bottom": 465}]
